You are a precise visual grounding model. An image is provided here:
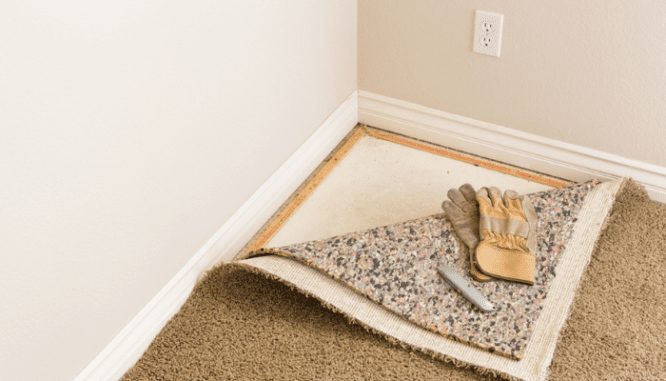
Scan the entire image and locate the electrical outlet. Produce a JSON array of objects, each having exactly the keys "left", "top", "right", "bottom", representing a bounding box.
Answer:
[{"left": 473, "top": 10, "right": 503, "bottom": 57}]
